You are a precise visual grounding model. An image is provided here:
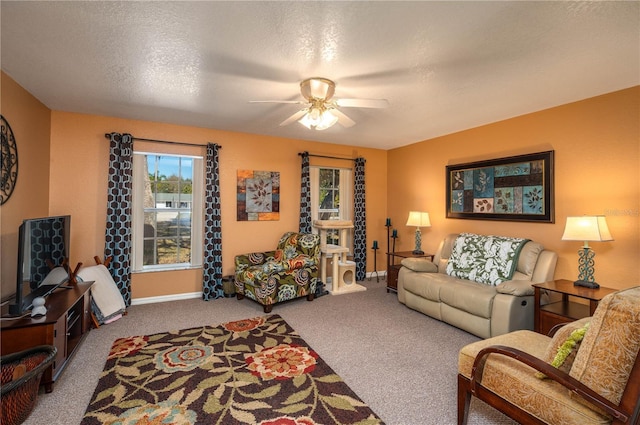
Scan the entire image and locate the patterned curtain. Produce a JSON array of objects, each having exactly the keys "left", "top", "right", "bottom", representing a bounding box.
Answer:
[
  {"left": 203, "top": 143, "right": 223, "bottom": 300},
  {"left": 105, "top": 132, "right": 133, "bottom": 306},
  {"left": 354, "top": 157, "right": 367, "bottom": 281},
  {"left": 299, "top": 151, "right": 312, "bottom": 234}
]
